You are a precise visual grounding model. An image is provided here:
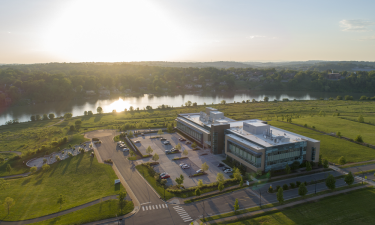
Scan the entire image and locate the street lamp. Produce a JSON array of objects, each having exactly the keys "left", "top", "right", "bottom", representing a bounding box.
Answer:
[{"left": 311, "top": 177, "right": 317, "bottom": 194}]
